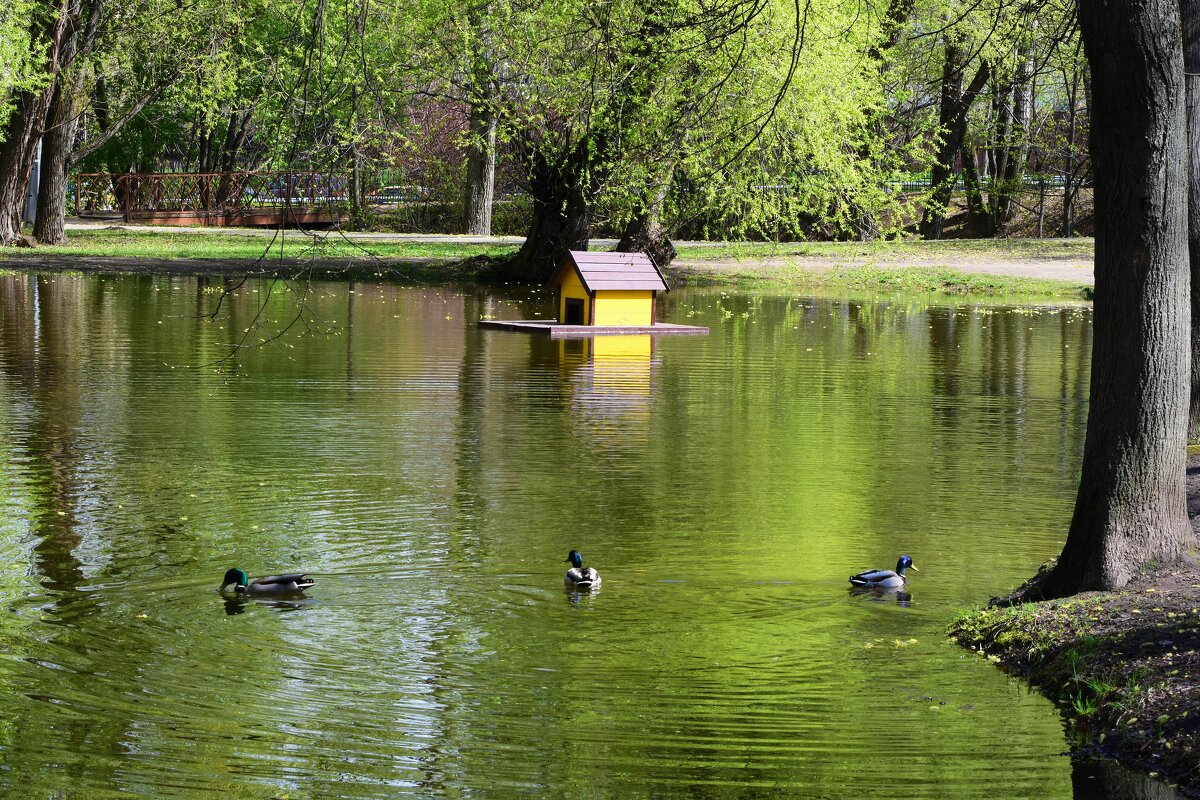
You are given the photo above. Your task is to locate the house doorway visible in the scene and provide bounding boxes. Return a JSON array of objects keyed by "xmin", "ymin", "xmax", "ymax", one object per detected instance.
[{"xmin": 565, "ymin": 298, "xmax": 584, "ymax": 325}]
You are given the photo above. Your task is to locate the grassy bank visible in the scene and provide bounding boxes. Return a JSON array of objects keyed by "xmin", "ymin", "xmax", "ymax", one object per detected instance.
[
  {"xmin": 668, "ymin": 262, "xmax": 1092, "ymax": 299},
  {"xmin": 3, "ymin": 228, "xmax": 1094, "ymax": 299},
  {"xmin": 674, "ymin": 236, "xmax": 1094, "ymax": 261},
  {"xmin": 32, "ymin": 229, "xmax": 517, "ymax": 262},
  {"xmin": 951, "ymin": 565, "xmax": 1200, "ymax": 796}
]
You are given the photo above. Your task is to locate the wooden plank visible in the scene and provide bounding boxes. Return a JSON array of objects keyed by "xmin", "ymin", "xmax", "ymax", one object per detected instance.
[{"xmin": 478, "ymin": 320, "xmax": 708, "ymax": 337}]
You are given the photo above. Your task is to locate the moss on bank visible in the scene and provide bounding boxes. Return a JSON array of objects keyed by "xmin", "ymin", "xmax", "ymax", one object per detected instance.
[{"xmin": 951, "ymin": 564, "xmax": 1200, "ymax": 796}]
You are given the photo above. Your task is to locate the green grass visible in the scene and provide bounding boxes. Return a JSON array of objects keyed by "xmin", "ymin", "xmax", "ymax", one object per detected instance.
[
  {"xmin": 27, "ymin": 229, "xmax": 518, "ymax": 262},
  {"xmin": 8, "ymin": 228, "xmax": 1094, "ymax": 299},
  {"xmin": 671, "ymin": 262, "xmax": 1092, "ymax": 300},
  {"xmin": 28, "ymin": 229, "xmax": 1093, "ymax": 266},
  {"xmin": 674, "ymin": 236, "xmax": 1094, "ymax": 262}
]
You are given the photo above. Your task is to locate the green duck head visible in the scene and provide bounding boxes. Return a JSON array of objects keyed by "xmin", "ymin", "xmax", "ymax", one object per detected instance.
[
  {"xmin": 221, "ymin": 568, "xmax": 249, "ymax": 590},
  {"xmin": 565, "ymin": 550, "xmax": 584, "ymax": 569}
]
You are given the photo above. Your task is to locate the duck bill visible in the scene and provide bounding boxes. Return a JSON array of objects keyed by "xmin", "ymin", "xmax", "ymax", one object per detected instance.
[{"xmin": 908, "ymin": 566, "xmax": 919, "ymax": 572}]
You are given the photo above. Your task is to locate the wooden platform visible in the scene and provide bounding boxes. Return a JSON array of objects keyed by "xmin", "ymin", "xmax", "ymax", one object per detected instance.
[{"xmin": 478, "ymin": 320, "xmax": 709, "ymax": 338}]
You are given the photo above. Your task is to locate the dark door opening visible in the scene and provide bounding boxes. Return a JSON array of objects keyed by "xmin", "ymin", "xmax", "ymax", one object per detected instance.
[{"xmin": 565, "ymin": 298, "xmax": 584, "ymax": 325}]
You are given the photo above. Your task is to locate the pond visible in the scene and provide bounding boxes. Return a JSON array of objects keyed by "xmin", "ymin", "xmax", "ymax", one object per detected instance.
[{"xmin": 0, "ymin": 273, "xmax": 1171, "ymax": 798}]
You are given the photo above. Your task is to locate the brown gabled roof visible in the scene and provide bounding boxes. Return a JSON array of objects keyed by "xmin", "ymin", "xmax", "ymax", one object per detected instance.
[{"xmin": 549, "ymin": 250, "xmax": 670, "ymax": 293}]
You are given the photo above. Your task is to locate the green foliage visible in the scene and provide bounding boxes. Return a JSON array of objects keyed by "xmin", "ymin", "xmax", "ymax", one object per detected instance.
[
  {"xmin": 14, "ymin": 0, "xmax": 1085, "ymax": 244},
  {"xmin": 0, "ymin": 0, "xmax": 50, "ymax": 137}
]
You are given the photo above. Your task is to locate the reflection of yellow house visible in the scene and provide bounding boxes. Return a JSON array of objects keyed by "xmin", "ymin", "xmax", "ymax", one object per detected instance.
[
  {"xmin": 557, "ymin": 335, "xmax": 654, "ymax": 394},
  {"xmin": 592, "ymin": 335, "xmax": 653, "ymax": 395},
  {"xmin": 555, "ymin": 334, "xmax": 656, "ymax": 435},
  {"xmin": 548, "ymin": 251, "xmax": 669, "ymax": 327}
]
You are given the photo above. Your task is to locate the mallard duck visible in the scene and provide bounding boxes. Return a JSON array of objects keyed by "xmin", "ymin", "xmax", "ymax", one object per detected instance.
[
  {"xmin": 221, "ymin": 568, "xmax": 314, "ymax": 596},
  {"xmin": 564, "ymin": 550, "xmax": 601, "ymax": 590},
  {"xmin": 849, "ymin": 555, "xmax": 917, "ymax": 590}
]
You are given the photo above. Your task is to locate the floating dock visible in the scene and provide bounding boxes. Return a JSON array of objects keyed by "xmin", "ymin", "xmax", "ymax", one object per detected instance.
[{"xmin": 478, "ymin": 320, "xmax": 709, "ymax": 338}]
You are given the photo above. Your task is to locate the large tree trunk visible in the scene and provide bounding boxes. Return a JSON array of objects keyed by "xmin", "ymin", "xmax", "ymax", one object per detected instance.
[
  {"xmin": 35, "ymin": 0, "xmax": 102, "ymax": 245},
  {"xmin": 32, "ymin": 93, "xmax": 77, "ymax": 245},
  {"xmin": 501, "ymin": 146, "xmax": 594, "ymax": 281},
  {"xmin": 960, "ymin": 137, "xmax": 992, "ymax": 234},
  {"xmin": 616, "ymin": 157, "xmax": 677, "ymax": 265},
  {"xmin": 34, "ymin": 0, "xmax": 92, "ymax": 245},
  {"xmin": 0, "ymin": 94, "xmax": 51, "ymax": 243},
  {"xmin": 1039, "ymin": 0, "xmax": 1192, "ymax": 597},
  {"xmin": 462, "ymin": 0, "xmax": 498, "ymax": 236},
  {"xmin": 1185, "ymin": 0, "xmax": 1200, "ymax": 439},
  {"xmin": 0, "ymin": 0, "xmax": 71, "ymax": 245},
  {"xmin": 463, "ymin": 102, "xmax": 497, "ymax": 236},
  {"xmin": 615, "ymin": 207, "xmax": 676, "ymax": 268},
  {"xmin": 920, "ymin": 42, "xmax": 989, "ymax": 239},
  {"xmin": 989, "ymin": 86, "xmax": 1012, "ymax": 228},
  {"xmin": 500, "ymin": 0, "xmax": 675, "ymax": 281}
]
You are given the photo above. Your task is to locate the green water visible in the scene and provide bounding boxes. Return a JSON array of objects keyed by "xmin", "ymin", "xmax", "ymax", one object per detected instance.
[{"xmin": 0, "ymin": 273, "xmax": 1168, "ymax": 798}]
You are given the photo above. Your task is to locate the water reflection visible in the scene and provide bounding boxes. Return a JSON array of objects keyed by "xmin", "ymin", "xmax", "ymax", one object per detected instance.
[
  {"xmin": 850, "ymin": 586, "xmax": 914, "ymax": 606},
  {"xmin": 222, "ymin": 595, "xmax": 313, "ymax": 616},
  {"xmin": 0, "ymin": 274, "xmax": 1165, "ymax": 798},
  {"xmin": 1072, "ymin": 756, "xmax": 1178, "ymax": 799}
]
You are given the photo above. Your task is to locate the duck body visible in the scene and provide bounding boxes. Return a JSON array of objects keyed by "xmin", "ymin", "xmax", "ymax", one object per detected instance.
[
  {"xmin": 849, "ymin": 555, "xmax": 916, "ymax": 590},
  {"xmin": 564, "ymin": 550, "xmax": 601, "ymax": 590},
  {"xmin": 221, "ymin": 568, "xmax": 314, "ymax": 596}
]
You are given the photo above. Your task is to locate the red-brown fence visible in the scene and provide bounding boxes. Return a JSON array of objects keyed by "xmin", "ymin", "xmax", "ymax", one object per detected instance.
[{"xmin": 76, "ymin": 171, "xmax": 349, "ymax": 227}]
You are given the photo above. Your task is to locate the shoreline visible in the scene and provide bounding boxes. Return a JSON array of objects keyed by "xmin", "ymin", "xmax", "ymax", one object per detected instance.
[
  {"xmin": 952, "ymin": 461, "xmax": 1200, "ymax": 796},
  {"xmin": 0, "ymin": 233, "xmax": 1095, "ymax": 300}
]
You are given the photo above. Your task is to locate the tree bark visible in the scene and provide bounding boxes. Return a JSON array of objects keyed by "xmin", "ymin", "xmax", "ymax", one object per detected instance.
[
  {"xmin": 997, "ymin": 32, "xmax": 1036, "ymax": 223},
  {"xmin": 501, "ymin": 145, "xmax": 594, "ymax": 281},
  {"xmin": 1039, "ymin": 0, "xmax": 1192, "ymax": 597},
  {"xmin": 0, "ymin": 1, "xmax": 71, "ymax": 245},
  {"xmin": 615, "ymin": 148, "xmax": 679, "ymax": 265},
  {"xmin": 1185, "ymin": 0, "xmax": 1200, "ymax": 439},
  {"xmin": 919, "ymin": 42, "xmax": 989, "ymax": 239},
  {"xmin": 32, "ymin": 89, "xmax": 77, "ymax": 245},
  {"xmin": 960, "ymin": 136, "xmax": 992, "ymax": 234},
  {"xmin": 1061, "ymin": 61, "xmax": 1083, "ymax": 237},
  {"xmin": 463, "ymin": 101, "xmax": 497, "ymax": 235},
  {"xmin": 616, "ymin": 164, "xmax": 677, "ymax": 266},
  {"xmin": 990, "ymin": 86, "xmax": 1012, "ymax": 227},
  {"xmin": 35, "ymin": 0, "xmax": 100, "ymax": 244},
  {"xmin": 0, "ymin": 93, "xmax": 51, "ymax": 243}
]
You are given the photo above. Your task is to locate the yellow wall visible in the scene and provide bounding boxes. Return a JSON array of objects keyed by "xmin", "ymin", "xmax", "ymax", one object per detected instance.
[
  {"xmin": 557, "ymin": 269, "xmax": 591, "ymax": 325},
  {"xmin": 593, "ymin": 290, "xmax": 653, "ymax": 326}
]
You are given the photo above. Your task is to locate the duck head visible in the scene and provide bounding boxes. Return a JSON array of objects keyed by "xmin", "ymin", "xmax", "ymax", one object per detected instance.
[
  {"xmin": 565, "ymin": 550, "xmax": 584, "ymax": 569},
  {"xmin": 221, "ymin": 567, "xmax": 249, "ymax": 591},
  {"xmin": 896, "ymin": 555, "xmax": 917, "ymax": 575}
]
